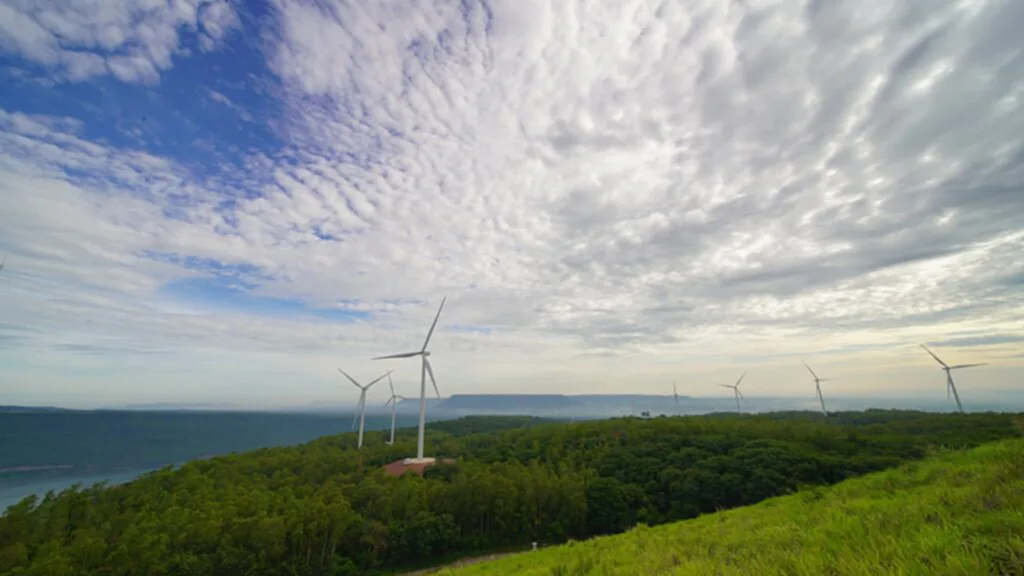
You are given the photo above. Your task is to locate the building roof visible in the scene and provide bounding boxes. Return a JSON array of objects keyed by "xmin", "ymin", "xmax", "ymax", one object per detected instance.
[{"xmin": 382, "ymin": 457, "xmax": 455, "ymax": 477}]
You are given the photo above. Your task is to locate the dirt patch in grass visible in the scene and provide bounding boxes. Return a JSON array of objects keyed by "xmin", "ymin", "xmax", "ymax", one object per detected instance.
[{"xmin": 402, "ymin": 552, "xmax": 521, "ymax": 575}]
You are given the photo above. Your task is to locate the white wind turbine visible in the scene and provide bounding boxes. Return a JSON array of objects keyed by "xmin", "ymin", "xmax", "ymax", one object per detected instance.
[
  {"xmin": 920, "ymin": 344, "xmax": 987, "ymax": 413},
  {"xmin": 338, "ymin": 368, "xmax": 391, "ymax": 449},
  {"xmin": 672, "ymin": 381, "xmax": 680, "ymax": 415},
  {"xmin": 803, "ymin": 362, "xmax": 829, "ymax": 416},
  {"xmin": 372, "ymin": 297, "xmax": 445, "ymax": 462},
  {"xmin": 382, "ymin": 372, "xmax": 408, "ymax": 445},
  {"xmin": 718, "ymin": 372, "xmax": 747, "ymax": 413}
]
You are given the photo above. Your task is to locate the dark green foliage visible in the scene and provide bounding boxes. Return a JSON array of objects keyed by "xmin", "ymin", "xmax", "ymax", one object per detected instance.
[{"xmin": 0, "ymin": 411, "xmax": 1019, "ymax": 575}]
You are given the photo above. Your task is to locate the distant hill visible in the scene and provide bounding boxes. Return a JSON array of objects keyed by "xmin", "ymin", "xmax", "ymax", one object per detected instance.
[
  {"xmin": 442, "ymin": 438, "xmax": 1024, "ymax": 575},
  {"xmin": 430, "ymin": 394, "xmax": 696, "ymax": 416},
  {"xmin": 112, "ymin": 403, "xmax": 240, "ymax": 411},
  {"xmin": 436, "ymin": 394, "xmax": 581, "ymax": 414},
  {"xmin": 0, "ymin": 405, "xmax": 74, "ymax": 413}
]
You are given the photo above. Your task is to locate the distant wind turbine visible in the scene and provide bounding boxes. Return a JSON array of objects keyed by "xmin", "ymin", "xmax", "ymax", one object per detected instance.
[
  {"xmin": 372, "ymin": 297, "xmax": 445, "ymax": 461},
  {"xmin": 382, "ymin": 372, "xmax": 408, "ymax": 445},
  {"xmin": 672, "ymin": 381, "xmax": 680, "ymax": 415},
  {"xmin": 802, "ymin": 362, "xmax": 829, "ymax": 416},
  {"xmin": 718, "ymin": 372, "xmax": 747, "ymax": 413},
  {"xmin": 920, "ymin": 344, "xmax": 986, "ymax": 413},
  {"xmin": 338, "ymin": 368, "xmax": 391, "ymax": 449}
]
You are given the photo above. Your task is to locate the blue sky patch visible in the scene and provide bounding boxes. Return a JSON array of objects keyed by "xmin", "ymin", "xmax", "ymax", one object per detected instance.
[
  {"xmin": 159, "ymin": 274, "xmax": 371, "ymax": 323},
  {"xmin": 445, "ymin": 324, "xmax": 494, "ymax": 335},
  {"xmin": 0, "ymin": 0, "xmax": 284, "ymax": 183}
]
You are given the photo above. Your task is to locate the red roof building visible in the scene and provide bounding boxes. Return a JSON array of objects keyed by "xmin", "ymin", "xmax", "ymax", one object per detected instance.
[{"xmin": 382, "ymin": 457, "xmax": 455, "ymax": 477}]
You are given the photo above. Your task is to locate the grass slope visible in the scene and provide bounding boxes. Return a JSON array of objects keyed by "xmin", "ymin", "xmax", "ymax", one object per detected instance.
[{"xmin": 439, "ymin": 439, "xmax": 1024, "ymax": 576}]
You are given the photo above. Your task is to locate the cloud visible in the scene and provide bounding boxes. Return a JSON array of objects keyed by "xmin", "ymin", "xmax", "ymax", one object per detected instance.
[
  {"xmin": 1, "ymin": 0, "xmax": 1023, "ymax": 407},
  {"xmin": 206, "ymin": 89, "xmax": 255, "ymax": 122},
  {"xmin": 0, "ymin": 0, "xmax": 240, "ymax": 83}
]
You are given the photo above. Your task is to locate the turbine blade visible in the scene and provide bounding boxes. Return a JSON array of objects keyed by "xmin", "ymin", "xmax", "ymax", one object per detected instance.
[
  {"xmin": 803, "ymin": 362, "xmax": 819, "ymax": 380},
  {"xmin": 736, "ymin": 389, "xmax": 744, "ymax": 399},
  {"xmin": 920, "ymin": 344, "xmax": 948, "ymax": 368},
  {"xmin": 337, "ymin": 368, "xmax": 360, "ymax": 387},
  {"xmin": 372, "ymin": 351, "xmax": 421, "ymax": 360},
  {"xmin": 366, "ymin": 370, "xmax": 392, "ymax": 389},
  {"xmin": 718, "ymin": 384, "xmax": 733, "ymax": 389},
  {"xmin": 421, "ymin": 297, "xmax": 447, "ymax": 352},
  {"xmin": 424, "ymin": 357, "xmax": 441, "ymax": 399},
  {"xmin": 383, "ymin": 396, "xmax": 394, "ymax": 408},
  {"xmin": 735, "ymin": 371, "xmax": 747, "ymax": 387},
  {"xmin": 950, "ymin": 363, "xmax": 987, "ymax": 370},
  {"xmin": 387, "ymin": 373, "xmax": 395, "ymax": 396}
]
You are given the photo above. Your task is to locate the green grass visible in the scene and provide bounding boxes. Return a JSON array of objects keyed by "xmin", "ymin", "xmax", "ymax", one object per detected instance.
[{"xmin": 439, "ymin": 439, "xmax": 1024, "ymax": 576}]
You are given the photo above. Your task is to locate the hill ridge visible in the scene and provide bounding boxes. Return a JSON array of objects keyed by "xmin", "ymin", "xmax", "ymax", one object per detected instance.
[{"xmin": 438, "ymin": 438, "xmax": 1024, "ymax": 575}]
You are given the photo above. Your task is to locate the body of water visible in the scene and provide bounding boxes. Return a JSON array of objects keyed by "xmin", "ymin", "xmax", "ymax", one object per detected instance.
[
  {"xmin": 0, "ymin": 410, "xmax": 431, "ymax": 511},
  {"xmin": 0, "ymin": 468, "xmax": 160, "ymax": 510}
]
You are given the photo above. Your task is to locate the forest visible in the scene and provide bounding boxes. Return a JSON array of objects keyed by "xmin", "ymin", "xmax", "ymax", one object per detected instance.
[{"xmin": 1, "ymin": 410, "xmax": 1021, "ymax": 575}]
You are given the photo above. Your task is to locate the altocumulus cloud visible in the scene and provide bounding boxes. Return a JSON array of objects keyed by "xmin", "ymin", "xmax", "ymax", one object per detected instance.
[{"xmin": 0, "ymin": 0, "xmax": 1022, "ymax": 406}]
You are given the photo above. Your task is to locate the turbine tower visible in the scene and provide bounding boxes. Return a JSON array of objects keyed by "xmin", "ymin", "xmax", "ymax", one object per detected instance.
[
  {"xmin": 382, "ymin": 372, "xmax": 408, "ymax": 445},
  {"xmin": 920, "ymin": 344, "xmax": 987, "ymax": 413},
  {"xmin": 803, "ymin": 362, "xmax": 829, "ymax": 416},
  {"xmin": 338, "ymin": 368, "xmax": 391, "ymax": 449},
  {"xmin": 672, "ymin": 381, "xmax": 680, "ymax": 415},
  {"xmin": 718, "ymin": 371, "xmax": 747, "ymax": 413},
  {"xmin": 372, "ymin": 297, "xmax": 445, "ymax": 461}
]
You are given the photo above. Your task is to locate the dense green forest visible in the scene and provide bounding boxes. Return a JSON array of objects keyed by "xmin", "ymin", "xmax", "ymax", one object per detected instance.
[{"xmin": 1, "ymin": 411, "xmax": 1021, "ymax": 575}]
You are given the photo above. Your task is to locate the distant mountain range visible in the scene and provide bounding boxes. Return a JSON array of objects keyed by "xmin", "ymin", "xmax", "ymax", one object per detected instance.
[
  {"xmin": 0, "ymin": 405, "xmax": 75, "ymax": 413},
  {"xmin": 430, "ymin": 394, "xmax": 689, "ymax": 416},
  {"xmin": 112, "ymin": 403, "xmax": 240, "ymax": 411},
  {"xmin": 8, "ymin": 391, "xmax": 1024, "ymax": 417}
]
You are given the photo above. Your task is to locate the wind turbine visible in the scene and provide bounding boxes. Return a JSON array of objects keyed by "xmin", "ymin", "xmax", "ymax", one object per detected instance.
[
  {"xmin": 338, "ymin": 368, "xmax": 391, "ymax": 449},
  {"xmin": 372, "ymin": 297, "xmax": 445, "ymax": 461},
  {"xmin": 718, "ymin": 372, "xmax": 747, "ymax": 413},
  {"xmin": 672, "ymin": 381, "xmax": 680, "ymax": 415},
  {"xmin": 382, "ymin": 372, "xmax": 408, "ymax": 445},
  {"xmin": 920, "ymin": 344, "xmax": 986, "ymax": 413},
  {"xmin": 803, "ymin": 362, "xmax": 829, "ymax": 416}
]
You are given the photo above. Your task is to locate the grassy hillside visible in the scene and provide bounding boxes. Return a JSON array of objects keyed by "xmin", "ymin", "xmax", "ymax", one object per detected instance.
[{"xmin": 439, "ymin": 439, "xmax": 1024, "ymax": 576}]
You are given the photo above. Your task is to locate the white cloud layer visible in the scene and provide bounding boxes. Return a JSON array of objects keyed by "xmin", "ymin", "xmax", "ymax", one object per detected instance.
[
  {"xmin": 0, "ymin": 0, "xmax": 239, "ymax": 83},
  {"xmin": 1, "ymin": 0, "xmax": 1023, "ymax": 407}
]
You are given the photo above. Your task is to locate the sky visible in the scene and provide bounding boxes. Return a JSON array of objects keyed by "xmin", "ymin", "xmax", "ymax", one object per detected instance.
[{"xmin": 0, "ymin": 0, "xmax": 1022, "ymax": 410}]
